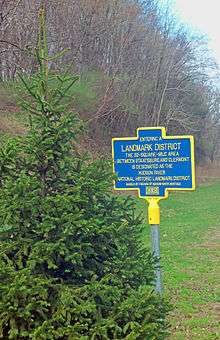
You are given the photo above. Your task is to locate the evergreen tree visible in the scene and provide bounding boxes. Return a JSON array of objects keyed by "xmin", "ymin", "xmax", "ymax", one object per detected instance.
[{"xmin": 0, "ymin": 8, "xmax": 170, "ymax": 340}]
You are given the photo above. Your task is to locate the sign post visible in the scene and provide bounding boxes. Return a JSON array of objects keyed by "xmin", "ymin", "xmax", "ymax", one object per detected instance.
[
  {"xmin": 151, "ymin": 223, "xmax": 162, "ymax": 294},
  {"xmin": 112, "ymin": 127, "xmax": 195, "ymax": 294}
]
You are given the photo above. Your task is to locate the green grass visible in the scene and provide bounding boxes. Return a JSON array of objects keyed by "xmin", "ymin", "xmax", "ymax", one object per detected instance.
[{"xmin": 136, "ymin": 182, "xmax": 220, "ymax": 340}]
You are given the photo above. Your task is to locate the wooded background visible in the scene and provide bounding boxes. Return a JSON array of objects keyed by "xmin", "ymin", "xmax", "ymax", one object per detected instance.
[{"xmin": 1, "ymin": 0, "xmax": 220, "ymax": 162}]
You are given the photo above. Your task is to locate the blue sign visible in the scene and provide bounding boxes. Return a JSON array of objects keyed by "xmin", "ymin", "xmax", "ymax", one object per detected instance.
[{"xmin": 112, "ymin": 127, "xmax": 195, "ymax": 198}]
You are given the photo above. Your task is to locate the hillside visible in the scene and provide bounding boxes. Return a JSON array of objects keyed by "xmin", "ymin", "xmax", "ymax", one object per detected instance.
[
  {"xmin": 0, "ymin": 0, "xmax": 220, "ymax": 162},
  {"xmin": 1, "ymin": 81, "xmax": 220, "ymax": 184}
]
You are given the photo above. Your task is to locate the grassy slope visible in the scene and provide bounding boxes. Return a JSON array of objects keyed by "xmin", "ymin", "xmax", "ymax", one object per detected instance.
[
  {"xmin": 137, "ymin": 183, "xmax": 220, "ymax": 340},
  {"xmin": 0, "ymin": 84, "xmax": 27, "ymax": 144},
  {"xmin": 0, "ymin": 73, "xmax": 99, "ymax": 144}
]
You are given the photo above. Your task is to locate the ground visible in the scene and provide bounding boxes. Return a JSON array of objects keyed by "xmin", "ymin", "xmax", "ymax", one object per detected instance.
[{"xmin": 137, "ymin": 182, "xmax": 220, "ymax": 340}]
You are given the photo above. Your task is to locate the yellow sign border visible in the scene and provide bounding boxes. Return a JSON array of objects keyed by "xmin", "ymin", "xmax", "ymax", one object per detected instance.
[{"xmin": 112, "ymin": 126, "xmax": 195, "ymax": 201}]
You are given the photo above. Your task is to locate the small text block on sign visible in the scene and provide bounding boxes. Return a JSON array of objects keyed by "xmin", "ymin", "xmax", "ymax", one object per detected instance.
[{"xmin": 112, "ymin": 127, "xmax": 195, "ymax": 198}]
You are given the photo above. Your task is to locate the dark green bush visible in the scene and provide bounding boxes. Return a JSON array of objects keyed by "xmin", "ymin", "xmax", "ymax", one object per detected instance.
[{"xmin": 0, "ymin": 9, "xmax": 170, "ymax": 340}]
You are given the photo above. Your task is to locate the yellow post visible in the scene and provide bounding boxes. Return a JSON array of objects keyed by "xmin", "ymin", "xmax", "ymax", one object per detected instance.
[{"xmin": 147, "ymin": 198, "xmax": 160, "ymax": 225}]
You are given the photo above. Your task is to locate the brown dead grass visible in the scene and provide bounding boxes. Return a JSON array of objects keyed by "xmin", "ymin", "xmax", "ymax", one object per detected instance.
[
  {"xmin": 0, "ymin": 113, "xmax": 26, "ymax": 136},
  {"xmin": 0, "ymin": 87, "xmax": 26, "ymax": 136},
  {"xmin": 196, "ymin": 163, "xmax": 220, "ymax": 184}
]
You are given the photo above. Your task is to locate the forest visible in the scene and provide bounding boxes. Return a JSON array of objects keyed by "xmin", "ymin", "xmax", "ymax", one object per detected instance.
[{"xmin": 0, "ymin": 0, "xmax": 220, "ymax": 162}]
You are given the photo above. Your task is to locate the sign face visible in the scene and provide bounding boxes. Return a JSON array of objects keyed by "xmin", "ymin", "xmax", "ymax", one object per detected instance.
[{"xmin": 112, "ymin": 127, "xmax": 195, "ymax": 198}]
